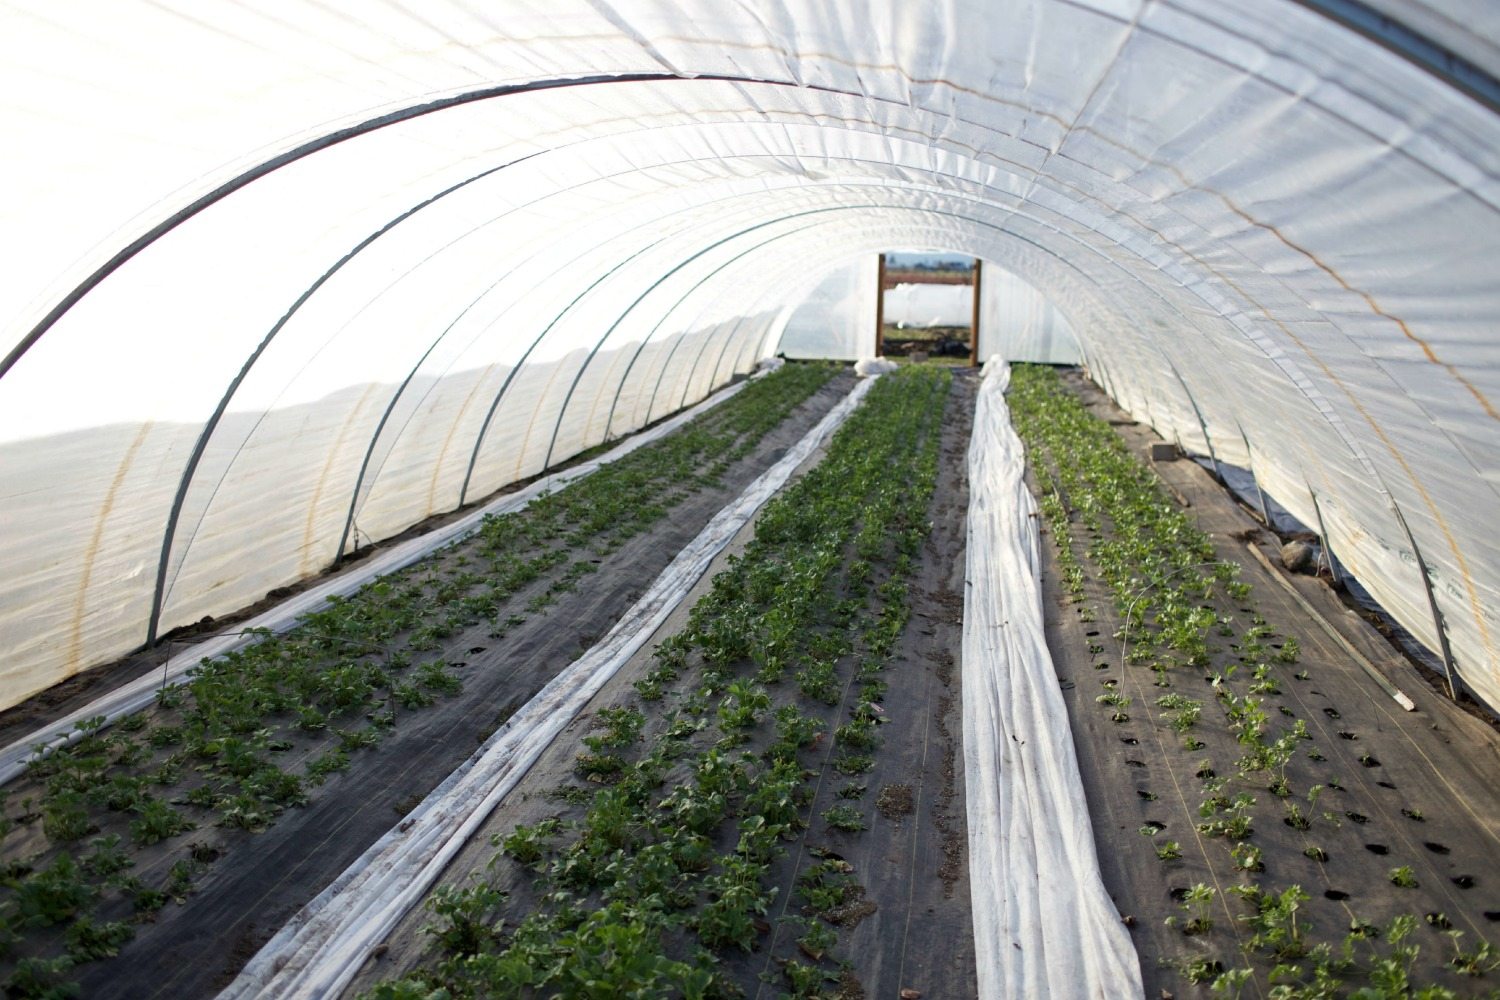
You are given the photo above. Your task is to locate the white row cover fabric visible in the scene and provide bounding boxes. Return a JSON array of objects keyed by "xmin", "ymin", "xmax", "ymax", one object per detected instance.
[
  {"xmin": 884, "ymin": 282, "xmax": 973, "ymax": 329},
  {"xmin": 964, "ymin": 360, "xmax": 1142, "ymax": 997},
  {"xmin": 1, "ymin": 0, "xmax": 1498, "ymax": 710},
  {"xmin": 220, "ymin": 376, "xmax": 874, "ymax": 1000}
]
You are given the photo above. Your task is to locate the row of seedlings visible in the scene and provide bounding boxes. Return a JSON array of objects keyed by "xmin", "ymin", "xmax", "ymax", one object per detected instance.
[
  {"xmin": 1007, "ymin": 365, "xmax": 1497, "ymax": 999},
  {"xmin": 364, "ymin": 366, "xmax": 951, "ymax": 998},
  {"xmin": 0, "ymin": 363, "xmax": 840, "ymax": 997}
]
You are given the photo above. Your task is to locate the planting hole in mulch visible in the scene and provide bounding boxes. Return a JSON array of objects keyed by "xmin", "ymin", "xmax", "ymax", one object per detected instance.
[{"xmin": 1019, "ymin": 366, "xmax": 1500, "ymax": 999}]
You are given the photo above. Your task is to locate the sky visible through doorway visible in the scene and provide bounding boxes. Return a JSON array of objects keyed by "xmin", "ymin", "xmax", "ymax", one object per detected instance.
[{"xmin": 885, "ymin": 251, "xmax": 974, "ymax": 268}]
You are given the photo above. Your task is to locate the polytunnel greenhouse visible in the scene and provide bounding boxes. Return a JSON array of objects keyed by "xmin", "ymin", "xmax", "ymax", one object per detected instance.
[{"xmin": 1, "ymin": 1, "xmax": 1498, "ymax": 997}]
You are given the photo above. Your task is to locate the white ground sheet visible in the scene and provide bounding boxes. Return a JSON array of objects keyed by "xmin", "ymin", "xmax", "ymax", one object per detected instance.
[
  {"xmin": 0, "ymin": 377, "xmax": 758, "ymax": 787},
  {"xmin": 963, "ymin": 360, "xmax": 1143, "ymax": 998},
  {"xmin": 219, "ymin": 376, "xmax": 874, "ymax": 999}
]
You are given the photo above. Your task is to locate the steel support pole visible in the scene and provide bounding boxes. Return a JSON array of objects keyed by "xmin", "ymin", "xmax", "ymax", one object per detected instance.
[
  {"xmin": 874, "ymin": 253, "xmax": 886, "ymax": 357},
  {"xmin": 969, "ymin": 258, "xmax": 982, "ymax": 367},
  {"xmin": 1388, "ymin": 499, "xmax": 1461, "ymax": 700},
  {"xmin": 1237, "ymin": 423, "xmax": 1271, "ymax": 525},
  {"xmin": 1166, "ymin": 361, "xmax": 1222, "ymax": 484},
  {"xmin": 1308, "ymin": 490, "xmax": 1343, "ymax": 588}
]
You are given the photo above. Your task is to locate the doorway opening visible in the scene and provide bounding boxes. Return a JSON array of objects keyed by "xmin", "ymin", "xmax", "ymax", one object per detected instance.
[{"xmin": 874, "ymin": 251, "xmax": 979, "ymax": 365}]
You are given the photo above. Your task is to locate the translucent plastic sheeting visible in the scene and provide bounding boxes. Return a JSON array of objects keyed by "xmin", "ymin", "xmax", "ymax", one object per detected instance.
[
  {"xmin": 978, "ymin": 267, "xmax": 1081, "ymax": 365},
  {"xmin": 778, "ymin": 255, "xmax": 879, "ymax": 360},
  {"xmin": 220, "ymin": 376, "xmax": 874, "ymax": 1000},
  {"xmin": 964, "ymin": 360, "xmax": 1142, "ymax": 998},
  {"xmin": 1, "ymin": 0, "xmax": 1498, "ymax": 713},
  {"xmin": 0, "ymin": 375, "xmax": 758, "ymax": 788}
]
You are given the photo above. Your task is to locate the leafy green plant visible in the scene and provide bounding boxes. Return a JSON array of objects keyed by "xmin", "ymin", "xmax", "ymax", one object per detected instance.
[
  {"xmin": 1448, "ymin": 934, "xmax": 1500, "ymax": 977},
  {"xmin": 64, "ymin": 916, "xmax": 133, "ymax": 961},
  {"xmin": 345, "ymin": 367, "xmax": 949, "ymax": 995},
  {"xmin": 1170, "ymin": 882, "xmax": 1216, "ymax": 936},
  {"xmin": 11, "ymin": 855, "xmax": 95, "ymax": 928},
  {"xmin": 822, "ymin": 804, "xmax": 866, "ymax": 832},
  {"xmin": 697, "ymin": 860, "xmax": 774, "ymax": 951},
  {"xmin": 1236, "ymin": 884, "xmax": 1310, "ymax": 960},
  {"xmin": 5, "ymin": 955, "xmax": 79, "ymax": 999},
  {"xmin": 497, "ymin": 817, "xmax": 561, "ymax": 868},
  {"xmin": 422, "ymin": 881, "xmax": 505, "ymax": 955},
  {"xmin": 1231, "ymin": 842, "xmax": 1263, "ymax": 873}
]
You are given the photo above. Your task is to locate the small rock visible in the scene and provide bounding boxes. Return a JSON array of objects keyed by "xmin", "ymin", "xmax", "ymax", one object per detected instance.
[
  {"xmin": 1281, "ymin": 539, "xmax": 1317, "ymax": 574},
  {"xmin": 901, "ymin": 990, "xmax": 922, "ymax": 1000}
]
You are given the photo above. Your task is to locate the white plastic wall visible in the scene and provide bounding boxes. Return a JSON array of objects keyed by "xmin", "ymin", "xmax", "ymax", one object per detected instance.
[
  {"xmin": 978, "ymin": 266, "xmax": 1081, "ymax": 365},
  {"xmin": 0, "ymin": 0, "xmax": 1496, "ymax": 712},
  {"xmin": 777, "ymin": 255, "xmax": 878, "ymax": 360}
]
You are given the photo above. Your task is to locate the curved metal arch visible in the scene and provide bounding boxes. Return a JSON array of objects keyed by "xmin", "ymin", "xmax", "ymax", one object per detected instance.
[
  {"xmin": 634, "ymin": 290, "xmax": 762, "ymax": 434},
  {"xmin": 150, "ymin": 132, "xmax": 883, "ymax": 632},
  {"xmin": 164, "ymin": 142, "xmax": 1464, "ymax": 650},
  {"xmin": 334, "ymin": 169, "xmax": 850, "ymax": 554},
  {"xmin": 108, "ymin": 86, "xmax": 1500, "ymax": 620},
  {"xmin": 454, "ymin": 228, "xmax": 683, "ymax": 508},
  {"xmin": 0, "ymin": 71, "xmax": 881, "ymax": 383},
  {"xmin": 1287, "ymin": 0, "xmax": 1500, "ymax": 113},
  {"xmin": 579, "ymin": 199, "xmax": 1122, "ymax": 449},
  {"xmin": 669, "ymin": 310, "xmax": 764, "ymax": 420},
  {"xmin": 536, "ymin": 208, "xmax": 866, "ymax": 471},
  {"xmin": 327, "ymin": 131, "xmax": 1119, "ymax": 545},
  {"xmin": 663, "ymin": 264, "xmax": 828, "ymax": 420},
  {"xmin": 161, "ymin": 125, "xmax": 1007, "ymax": 615},
  {"xmin": 650, "ymin": 213, "xmax": 1158, "ymax": 431},
  {"xmin": 668, "ymin": 269, "xmax": 833, "ymax": 420},
  {"xmin": 159, "ymin": 162, "xmax": 1095, "ymax": 628},
  {"xmin": 534, "ymin": 202, "xmax": 1034, "ymax": 470},
  {"xmin": 8, "ymin": 5, "xmax": 1489, "ymax": 391},
  {"xmin": 568, "ymin": 206, "xmax": 1115, "ymax": 462},
  {"xmin": 674, "ymin": 255, "xmax": 869, "ymax": 413},
  {"xmin": 144, "ymin": 150, "xmax": 553, "ymax": 642}
]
